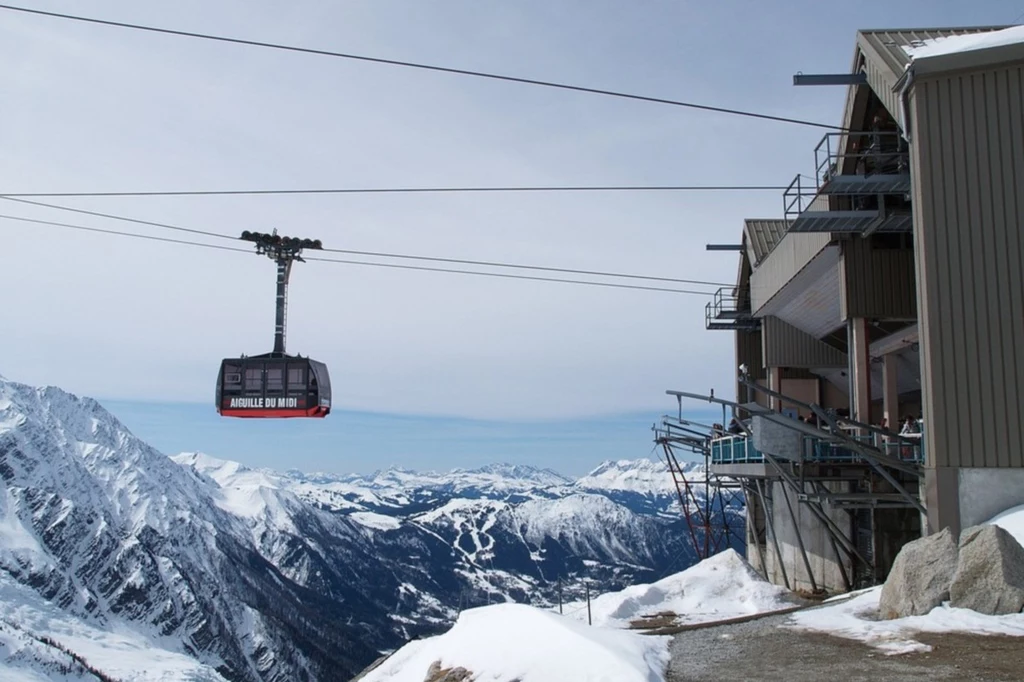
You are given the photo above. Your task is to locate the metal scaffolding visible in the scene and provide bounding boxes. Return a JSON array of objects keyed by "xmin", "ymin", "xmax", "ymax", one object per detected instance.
[{"xmin": 661, "ymin": 373, "xmax": 924, "ymax": 593}]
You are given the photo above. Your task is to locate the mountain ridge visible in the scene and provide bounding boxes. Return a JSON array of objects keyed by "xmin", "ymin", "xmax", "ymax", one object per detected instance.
[{"xmin": 0, "ymin": 376, "xmax": 734, "ymax": 680}]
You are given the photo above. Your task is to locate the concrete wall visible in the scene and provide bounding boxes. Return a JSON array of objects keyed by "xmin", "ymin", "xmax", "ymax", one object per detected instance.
[
  {"xmin": 957, "ymin": 468, "xmax": 1024, "ymax": 530},
  {"xmin": 751, "ymin": 416, "xmax": 803, "ymax": 460},
  {"xmin": 758, "ymin": 480, "xmax": 853, "ymax": 594}
]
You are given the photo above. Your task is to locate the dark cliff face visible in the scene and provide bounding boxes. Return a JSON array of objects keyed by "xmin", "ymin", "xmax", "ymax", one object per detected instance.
[{"xmin": 0, "ymin": 378, "xmax": 742, "ymax": 680}]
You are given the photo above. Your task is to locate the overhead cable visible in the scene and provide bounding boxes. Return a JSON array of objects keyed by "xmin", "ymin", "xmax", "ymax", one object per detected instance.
[
  {"xmin": 0, "ymin": 185, "xmax": 789, "ymax": 198},
  {"xmin": 0, "ymin": 213, "xmax": 247, "ymax": 253},
  {"xmin": 0, "ymin": 4, "xmax": 842, "ymax": 130},
  {"xmin": 319, "ymin": 246, "xmax": 731, "ymax": 287},
  {"xmin": 0, "ymin": 214, "xmax": 716, "ymax": 295},
  {"xmin": 4, "ymin": 196, "xmax": 730, "ymax": 287},
  {"xmin": 0, "ymin": 196, "xmax": 233, "ymax": 241}
]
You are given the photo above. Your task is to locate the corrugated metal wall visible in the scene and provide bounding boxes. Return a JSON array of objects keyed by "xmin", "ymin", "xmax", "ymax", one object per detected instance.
[
  {"xmin": 761, "ymin": 316, "xmax": 848, "ymax": 369},
  {"xmin": 840, "ymin": 237, "xmax": 917, "ymax": 320},
  {"xmin": 910, "ymin": 62, "xmax": 1024, "ymax": 470},
  {"xmin": 735, "ymin": 329, "xmax": 764, "ymax": 404},
  {"xmin": 750, "ymin": 232, "xmax": 833, "ymax": 311}
]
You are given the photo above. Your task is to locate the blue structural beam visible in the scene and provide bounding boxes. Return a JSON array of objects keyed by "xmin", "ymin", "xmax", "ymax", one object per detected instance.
[{"xmin": 793, "ymin": 73, "xmax": 868, "ymax": 86}]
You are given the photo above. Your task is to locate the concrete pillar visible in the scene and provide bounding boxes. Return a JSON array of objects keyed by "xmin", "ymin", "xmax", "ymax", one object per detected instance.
[
  {"xmin": 849, "ymin": 318, "xmax": 871, "ymax": 423},
  {"xmin": 882, "ymin": 353, "xmax": 899, "ymax": 429},
  {"xmin": 768, "ymin": 366, "xmax": 782, "ymax": 412},
  {"xmin": 924, "ymin": 467, "xmax": 960, "ymax": 537}
]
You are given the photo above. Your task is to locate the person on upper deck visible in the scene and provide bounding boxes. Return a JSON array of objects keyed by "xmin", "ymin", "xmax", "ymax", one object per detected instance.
[{"xmin": 900, "ymin": 415, "xmax": 921, "ymax": 435}]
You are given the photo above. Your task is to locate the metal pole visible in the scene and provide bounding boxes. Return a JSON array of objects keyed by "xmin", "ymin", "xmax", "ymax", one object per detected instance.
[
  {"xmin": 585, "ymin": 582, "xmax": 592, "ymax": 625},
  {"xmin": 273, "ymin": 257, "xmax": 292, "ymax": 355}
]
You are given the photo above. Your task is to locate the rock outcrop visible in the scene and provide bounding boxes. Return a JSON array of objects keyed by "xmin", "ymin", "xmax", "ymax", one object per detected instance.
[
  {"xmin": 949, "ymin": 525, "xmax": 1024, "ymax": 615},
  {"xmin": 879, "ymin": 527, "xmax": 958, "ymax": 619}
]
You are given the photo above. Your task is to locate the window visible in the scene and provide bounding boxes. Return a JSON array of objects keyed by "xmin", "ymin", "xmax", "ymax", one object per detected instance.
[
  {"xmin": 266, "ymin": 367, "xmax": 284, "ymax": 392},
  {"xmin": 224, "ymin": 372, "xmax": 242, "ymax": 386},
  {"xmin": 287, "ymin": 366, "xmax": 305, "ymax": 392},
  {"xmin": 245, "ymin": 368, "xmax": 263, "ymax": 391}
]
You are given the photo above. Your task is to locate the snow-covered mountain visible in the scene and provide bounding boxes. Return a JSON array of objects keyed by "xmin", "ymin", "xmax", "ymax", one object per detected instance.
[{"xmin": 0, "ymin": 376, "xmax": 738, "ymax": 680}]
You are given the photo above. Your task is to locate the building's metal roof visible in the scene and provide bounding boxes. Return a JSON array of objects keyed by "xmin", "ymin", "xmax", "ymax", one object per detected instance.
[
  {"xmin": 857, "ymin": 27, "xmax": 1009, "ymax": 81},
  {"xmin": 743, "ymin": 219, "xmax": 791, "ymax": 266}
]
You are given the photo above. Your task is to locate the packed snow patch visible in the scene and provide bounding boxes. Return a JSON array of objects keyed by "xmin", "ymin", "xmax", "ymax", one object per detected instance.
[
  {"xmin": 562, "ymin": 549, "xmax": 798, "ymax": 628},
  {"xmin": 788, "ymin": 504, "xmax": 1024, "ymax": 654},
  {"xmin": 788, "ymin": 586, "xmax": 1024, "ymax": 655},
  {"xmin": 361, "ymin": 603, "xmax": 670, "ymax": 682},
  {"xmin": 905, "ymin": 25, "xmax": 1024, "ymax": 62},
  {"xmin": 350, "ymin": 511, "xmax": 402, "ymax": 531},
  {"xmin": 987, "ymin": 503, "xmax": 1024, "ymax": 548}
]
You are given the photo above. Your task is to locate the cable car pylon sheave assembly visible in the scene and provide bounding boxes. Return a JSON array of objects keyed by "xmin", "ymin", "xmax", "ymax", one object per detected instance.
[{"xmin": 216, "ymin": 230, "xmax": 332, "ymax": 418}]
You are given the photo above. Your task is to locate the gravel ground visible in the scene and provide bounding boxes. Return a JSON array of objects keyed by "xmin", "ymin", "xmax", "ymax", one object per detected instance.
[{"xmin": 665, "ymin": 611, "xmax": 1024, "ymax": 681}]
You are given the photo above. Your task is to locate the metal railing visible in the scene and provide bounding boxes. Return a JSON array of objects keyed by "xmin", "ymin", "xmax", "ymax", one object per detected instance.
[
  {"xmin": 710, "ymin": 433, "xmax": 924, "ymax": 466},
  {"xmin": 710, "ymin": 435, "xmax": 763, "ymax": 464},
  {"xmin": 815, "ymin": 131, "xmax": 908, "ymax": 189},
  {"xmin": 782, "ymin": 174, "xmax": 818, "ymax": 221},
  {"xmin": 783, "ymin": 131, "xmax": 911, "ymax": 222},
  {"xmin": 704, "ymin": 286, "xmax": 757, "ymax": 330}
]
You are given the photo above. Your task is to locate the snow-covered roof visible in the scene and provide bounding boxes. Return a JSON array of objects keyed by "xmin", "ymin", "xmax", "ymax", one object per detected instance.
[
  {"xmin": 856, "ymin": 26, "xmax": 1024, "ymax": 87},
  {"xmin": 904, "ymin": 24, "xmax": 1024, "ymax": 62}
]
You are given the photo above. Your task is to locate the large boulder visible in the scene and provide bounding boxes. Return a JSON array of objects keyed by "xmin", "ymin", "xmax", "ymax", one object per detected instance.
[
  {"xmin": 949, "ymin": 525, "xmax": 1024, "ymax": 615},
  {"xmin": 879, "ymin": 527, "xmax": 958, "ymax": 619}
]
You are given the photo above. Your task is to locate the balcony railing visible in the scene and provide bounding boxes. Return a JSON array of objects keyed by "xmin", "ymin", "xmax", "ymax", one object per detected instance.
[
  {"xmin": 710, "ymin": 435, "xmax": 763, "ymax": 464},
  {"xmin": 709, "ymin": 433, "xmax": 924, "ymax": 466},
  {"xmin": 781, "ymin": 131, "xmax": 913, "ymax": 236},
  {"xmin": 814, "ymin": 131, "xmax": 910, "ymax": 195},
  {"xmin": 705, "ymin": 286, "xmax": 759, "ymax": 331}
]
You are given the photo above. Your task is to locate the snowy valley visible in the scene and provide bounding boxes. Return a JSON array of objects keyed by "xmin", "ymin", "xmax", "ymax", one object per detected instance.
[{"xmin": 0, "ymin": 376, "xmax": 736, "ymax": 681}]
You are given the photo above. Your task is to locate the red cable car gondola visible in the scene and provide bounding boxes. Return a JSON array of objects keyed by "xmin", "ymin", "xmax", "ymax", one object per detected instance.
[{"xmin": 216, "ymin": 230, "xmax": 331, "ymax": 419}]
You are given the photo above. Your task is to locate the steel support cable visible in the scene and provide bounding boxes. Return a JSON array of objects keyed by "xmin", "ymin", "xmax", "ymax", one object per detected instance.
[
  {"xmin": 0, "ymin": 4, "xmax": 843, "ymax": 130},
  {"xmin": 0, "ymin": 214, "xmax": 714, "ymax": 295},
  {"xmin": 305, "ymin": 255, "xmax": 715, "ymax": 294},
  {"xmin": 317, "ymin": 246, "xmax": 732, "ymax": 287},
  {"xmin": 1, "ymin": 196, "xmax": 730, "ymax": 288},
  {"xmin": 0, "ymin": 185, "xmax": 790, "ymax": 198}
]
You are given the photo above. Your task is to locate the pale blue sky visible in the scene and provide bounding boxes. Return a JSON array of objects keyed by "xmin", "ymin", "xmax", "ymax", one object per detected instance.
[
  {"xmin": 102, "ymin": 400, "xmax": 723, "ymax": 477},
  {"xmin": 2, "ymin": 1, "xmax": 1019, "ymax": 473}
]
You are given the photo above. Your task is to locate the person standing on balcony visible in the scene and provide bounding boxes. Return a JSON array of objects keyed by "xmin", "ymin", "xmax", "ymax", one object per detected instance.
[{"xmin": 900, "ymin": 415, "xmax": 921, "ymax": 435}]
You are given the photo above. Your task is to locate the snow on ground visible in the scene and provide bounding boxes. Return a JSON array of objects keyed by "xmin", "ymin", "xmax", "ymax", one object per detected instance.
[
  {"xmin": 987, "ymin": 503, "xmax": 1024, "ymax": 547},
  {"xmin": 788, "ymin": 586, "xmax": 1024, "ymax": 655},
  {"xmin": 349, "ymin": 511, "xmax": 402, "ymax": 531},
  {"xmin": 561, "ymin": 549, "xmax": 799, "ymax": 628},
  {"xmin": 0, "ymin": 571, "xmax": 226, "ymax": 682},
  {"xmin": 905, "ymin": 25, "xmax": 1024, "ymax": 62},
  {"xmin": 361, "ymin": 603, "xmax": 670, "ymax": 682},
  {"xmin": 788, "ymin": 504, "xmax": 1024, "ymax": 654}
]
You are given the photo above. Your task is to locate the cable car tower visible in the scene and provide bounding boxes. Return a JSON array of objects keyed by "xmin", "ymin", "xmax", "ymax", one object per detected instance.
[{"xmin": 215, "ymin": 230, "xmax": 332, "ymax": 418}]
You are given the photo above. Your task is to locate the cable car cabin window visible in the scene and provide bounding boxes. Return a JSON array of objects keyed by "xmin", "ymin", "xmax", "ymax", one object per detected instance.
[
  {"xmin": 287, "ymin": 366, "xmax": 305, "ymax": 393},
  {"xmin": 245, "ymin": 368, "xmax": 263, "ymax": 392},
  {"xmin": 224, "ymin": 371, "xmax": 242, "ymax": 388},
  {"xmin": 266, "ymin": 366, "xmax": 284, "ymax": 393}
]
